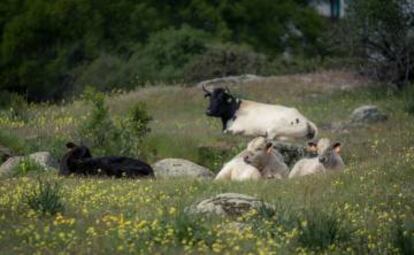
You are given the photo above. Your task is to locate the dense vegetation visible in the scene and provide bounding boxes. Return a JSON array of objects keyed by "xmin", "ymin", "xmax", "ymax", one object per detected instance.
[{"xmin": 0, "ymin": 0, "xmax": 328, "ymax": 101}]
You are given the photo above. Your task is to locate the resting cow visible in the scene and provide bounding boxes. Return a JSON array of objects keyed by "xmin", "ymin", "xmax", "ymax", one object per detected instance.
[
  {"xmin": 215, "ymin": 137, "xmax": 288, "ymax": 181},
  {"xmin": 243, "ymin": 137, "xmax": 289, "ymax": 179},
  {"xmin": 59, "ymin": 142, "xmax": 154, "ymax": 178},
  {"xmin": 203, "ymin": 86, "xmax": 318, "ymax": 140},
  {"xmin": 214, "ymin": 155, "xmax": 262, "ymax": 181},
  {"xmin": 288, "ymin": 138, "xmax": 344, "ymax": 178}
]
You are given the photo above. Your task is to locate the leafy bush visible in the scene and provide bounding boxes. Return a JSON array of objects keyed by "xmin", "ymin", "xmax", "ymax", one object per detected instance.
[
  {"xmin": 24, "ymin": 179, "xmax": 65, "ymax": 215},
  {"xmin": 80, "ymin": 87, "xmax": 117, "ymax": 154},
  {"xmin": 80, "ymin": 87, "xmax": 152, "ymax": 158},
  {"xmin": 184, "ymin": 43, "xmax": 267, "ymax": 82},
  {"xmin": 118, "ymin": 102, "xmax": 153, "ymax": 158}
]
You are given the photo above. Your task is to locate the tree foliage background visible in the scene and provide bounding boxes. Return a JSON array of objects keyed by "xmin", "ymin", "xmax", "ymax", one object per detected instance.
[
  {"xmin": 344, "ymin": 0, "xmax": 414, "ymax": 89},
  {"xmin": 0, "ymin": 0, "xmax": 326, "ymax": 101},
  {"xmin": 2, "ymin": 0, "xmax": 413, "ymax": 101}
]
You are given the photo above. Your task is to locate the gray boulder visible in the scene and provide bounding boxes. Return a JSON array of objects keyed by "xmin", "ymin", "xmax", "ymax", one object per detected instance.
[
  {"xmin": 186, "ymin": 193, "xmax": 274, "ymax": 217},
  {"xmin": 0, "ymin": 151, "xmax": 58, "ymax": 177},
  {"xmin": 351, "ymin": 105, "xmax": 388, "ymax": 124},
  {"xmin": 197, "ymin": 74, "xmax": 263, "ymax": 88},
  {"xmin": 153, "ymin": 158, "xmax": 214, "ymax": 179}
]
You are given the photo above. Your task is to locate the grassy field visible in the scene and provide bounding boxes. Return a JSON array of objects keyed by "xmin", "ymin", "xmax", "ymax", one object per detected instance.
[{"xmin": 0, "ymin": 71, "xmax": 413, "ymax": 254}]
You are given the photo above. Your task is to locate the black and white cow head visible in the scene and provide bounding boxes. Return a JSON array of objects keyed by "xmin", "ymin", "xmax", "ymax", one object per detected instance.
[{"xmin": 203, "ymin": 85, "xmax": 240, "ymax": 125}]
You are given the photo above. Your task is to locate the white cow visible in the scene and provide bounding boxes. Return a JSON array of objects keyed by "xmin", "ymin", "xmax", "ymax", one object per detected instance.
[
  {"xmin": 203, "ymin": 86, "xmax": 318, "ymax": 141},
  {"xmin": 289, "ymin": 138, "xmax": 344, "ymax": 178},
  {"xmin": 215, "ymin": 137, "xmax": 288, "ymax": 181}
]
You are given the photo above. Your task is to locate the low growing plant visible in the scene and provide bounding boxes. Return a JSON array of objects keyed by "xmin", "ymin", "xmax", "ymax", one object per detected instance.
[
  {"xmin": 24, "ymin": 179, "xmax": 65, "ymax": 215},
  {"xmin": 297, "ymin": 208, "xmax": 350, "ymax": 251}
]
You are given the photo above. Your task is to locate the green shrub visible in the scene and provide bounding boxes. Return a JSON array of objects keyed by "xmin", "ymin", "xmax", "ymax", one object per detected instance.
[
  {"xmin": 24, "ymin": 179, "xmax": 65, "ymax": 215},
  {"xmin": 184, "ymin": 43, "xmax": 267, "ymax": 82},
  {"xmin": 118, "ymin": 102, "xmax": 153, "ymax": 158},
  {"xmin": 80, "ymin": 87, "xmax": 152, "ymax": 157},
  {"xmin": 80, "ymin": 87, "xmax": 118, "ymax": 155}
]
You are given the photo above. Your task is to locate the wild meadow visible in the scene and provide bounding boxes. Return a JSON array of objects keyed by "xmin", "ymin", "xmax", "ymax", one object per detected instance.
[{"xmin": 0, "ymin": 71, "xmax": 413, "ymax": 254}]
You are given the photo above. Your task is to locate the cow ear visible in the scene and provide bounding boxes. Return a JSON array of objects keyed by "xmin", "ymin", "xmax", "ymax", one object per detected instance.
[
  {"xmin": 266, "ymin": 142, "xmax": 273, "ymax": 154},
  {"xmin": 333, "ymin": 142, "xmax": 341, "ymax": 153},
  {"xmin": 307, "ymin": 142, "xmax": 318, "ymax": 152},
  {"xmin": 66, "ymin": 142, "xmax": 77, "ymax": 149},
  {"xmin": 204, "ymin": 93, "xmax": 211, "ymax": 98}
]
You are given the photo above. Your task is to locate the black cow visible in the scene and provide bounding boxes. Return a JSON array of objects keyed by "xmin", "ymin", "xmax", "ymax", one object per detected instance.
[{"xmin": 59, "ymin": 142, "xmax": 155, "ymax": 178}]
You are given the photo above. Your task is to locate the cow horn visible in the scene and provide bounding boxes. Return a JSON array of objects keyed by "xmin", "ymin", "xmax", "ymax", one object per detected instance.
[
  {"xmin": 202, "ymin": 84, "xmax": 211, "ymax": 95},
  {"xmin": 224, "ymin": 86, "xmax": 231, "ymax": 93}
]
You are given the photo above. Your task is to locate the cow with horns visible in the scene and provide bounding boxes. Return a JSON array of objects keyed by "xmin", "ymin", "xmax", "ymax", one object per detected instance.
[{"xmin": 202, "ymin": 85, "xmax": 318, "ymax": 141}]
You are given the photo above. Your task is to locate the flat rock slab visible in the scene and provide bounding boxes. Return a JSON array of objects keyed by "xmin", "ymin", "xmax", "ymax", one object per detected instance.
[
  {"xmin": 351, "ymin": 105, "xmax": 388, "ymax": 124},
  {"xmin": 153, "ymin": 158, "xmax": 214, "ymax": 179},
  {"xmin": 187, "ymin": 193, "xmax": 274, "ymax": 217},
  {"xmin": 0, "ymin": 152, "xmax": 58, "ymax": 177}
]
